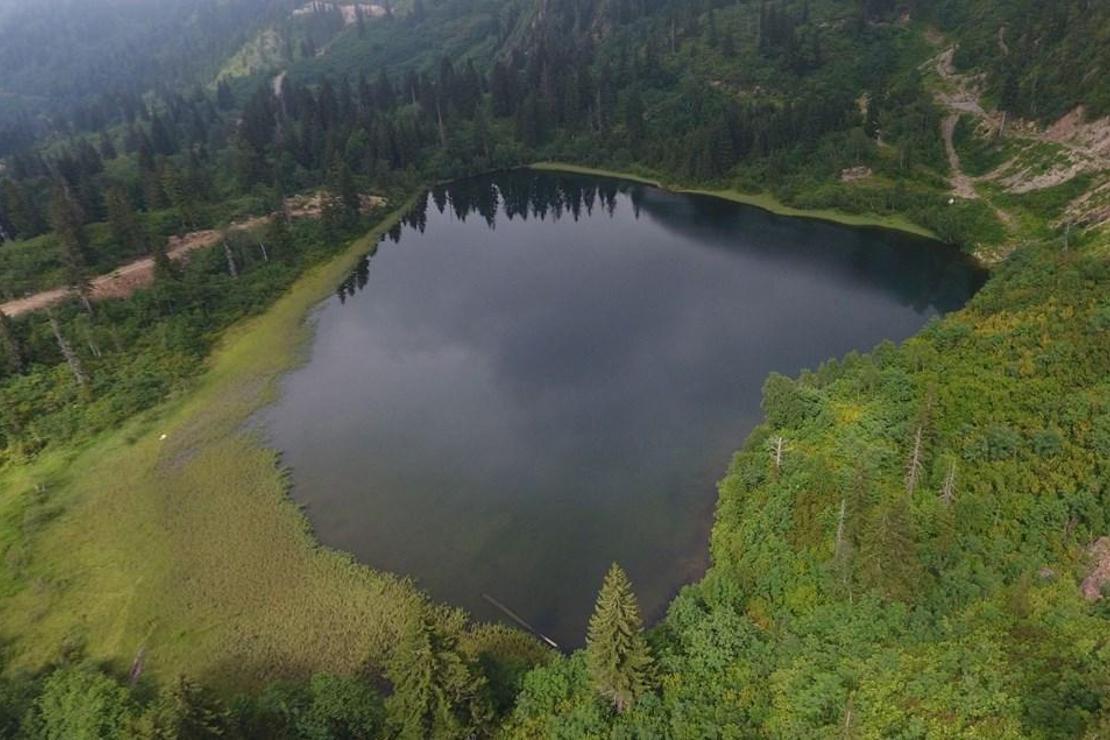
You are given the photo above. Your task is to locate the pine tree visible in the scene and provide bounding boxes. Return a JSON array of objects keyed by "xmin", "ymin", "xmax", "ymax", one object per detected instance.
[
  {"xmin": 320, "ymin": 189, "xmax": 345, "ymax": 242},
  {"xmin": 264, "ymin": 211, "xmax": 293, "ymax": 260},
  {"xmin": 133, "ymin": 675, "xmax": 229, "ymax": 738},
  {"xmin": 586, "ymin": 563, "xmax": 655, "ymax": 713},
  {"xmin": 216, "ymin": 79, "xmax": 235, "ymax": 110},
  {"xmin": 0, "ymin": 309, "xmax": 24, "ymax": 375},
  {"xmin": 2, "ymin": 179, "xmax": 44, "ymax": 238},
  {"xmin": 860, "ymin": 497, "xmax": 918, "ymax": 601},
  {"xmin": 152, "ymin": 237, "xmax": 178, "ymax": 283},
  {"xmin": 623, "ymin": 87, "xmax": 645, "ymax": 142},
  {"xmin": 386, "ymin": 611, "xmax": 491, "ymax": 739},
  {"xmin": 331, "ymin": 159, "xmax": 360, "ymax": 226},
  {"xmin": 162, "ymin": 161, "xmax": 200, "ymax": 228},
  {"xmin": 48, "ymin": 181, "xmax": 92, "ymax": 311},
  {"xmin": 105, "ymin": 187, "xmax": 146, "ymax": 254},
  {"xmin": 138, "ymin": 143, "xmax": 167, "ymax": 210},
  {"xmin": 98, "ymin": 132, "xmax": 117, "ymax": 160}
]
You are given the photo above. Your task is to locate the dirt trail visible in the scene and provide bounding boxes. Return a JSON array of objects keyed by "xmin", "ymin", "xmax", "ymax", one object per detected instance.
[
  {"xmin": 932, "ymin": 43, "xmax": 1109, "ymax": 176},
  {"xmin": 929, "ymin": 45, "xmax": 1015, "ymax": 228},
  {"xmin": 941, "ymin": 113, "xmax": 979, "ymax": 200},
  {"xmin": 0, "ymin": 193, "xmax": 384, "ymax": 318}
]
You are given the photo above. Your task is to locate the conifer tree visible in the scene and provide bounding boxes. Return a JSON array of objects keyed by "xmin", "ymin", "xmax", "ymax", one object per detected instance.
[
  {"xmin": 138, "ymin": 143, "xmax": 167, "ymax": 210},
  {"xmin": 0, "ymin": 309, "xmax": 24, "ymax": 375},
  {"xmin": 2, "ymin": 179, "xmax": 44, "ymax": 238},
  {"xmin": 162, "ymin": 161, "xmax": 200, "ymax": 228},
  {"xmin": 216, "ymin": 79, "xmax": 234, "ymax": 111},
  {"xmin": 133, "ymin": 675, "xmax": 229, "ymax": 738},
  {"xmin": 105, "ymin": 187, "xmax": 146, "ymax": 254},
  {"xmin": 152, "ymin": 237, "xmax": 178, "ymax": 283},
  {"xmin": 95, "ymin": 133, "xmax": 116, "ymax": 161},
  {"xmin": 264, "ymin": 214, "xmax": 293, "ymax": 260},
  {"xmin": 48, "ymin": 181, "xmax": 93, "ymax": 312},
  {"xmin": 386, "ymin": 611, "xmax": 491, "ymax": 739},
  {"xmin": 860, "ymin": 497, "xmax": 918, "ymax": 601},
  {"xmin": 586, "ymin": 563, "xmax": 655, "ymax": 713}
]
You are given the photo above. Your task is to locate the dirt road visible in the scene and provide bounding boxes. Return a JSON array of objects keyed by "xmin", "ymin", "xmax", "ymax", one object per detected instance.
[{"xmin": 0, "ymin": 192, "xmax": 384, "ymax": 318}]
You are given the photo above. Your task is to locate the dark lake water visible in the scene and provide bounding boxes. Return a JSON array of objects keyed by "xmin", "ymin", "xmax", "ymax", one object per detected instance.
[{"xmin": 264, "ymin": 171, "xmax": 985, "ymax": 647}]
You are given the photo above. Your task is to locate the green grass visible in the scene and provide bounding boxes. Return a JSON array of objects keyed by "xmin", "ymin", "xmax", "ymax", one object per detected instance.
[
  {"xmin": 530, "ymin": 162, "xmax": 939, "ymax": 240},
  {"xmin": 0, "ymin": 205, "xmax": 432, "ymax": 692}
]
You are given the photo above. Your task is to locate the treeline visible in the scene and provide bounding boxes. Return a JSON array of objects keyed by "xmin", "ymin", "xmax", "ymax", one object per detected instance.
[
  {"xmin": 0, "ymin": 562, "xmax": 662, "ymax": 738},
  {"xmin": 0, "ymin": 614, "xmax": 531, "ymax": 739}
]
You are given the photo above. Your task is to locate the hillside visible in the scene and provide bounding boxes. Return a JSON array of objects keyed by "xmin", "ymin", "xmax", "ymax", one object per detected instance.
[{"xmin": 0, "ymin": 0, "xmax": 1107, "ymax": 737}]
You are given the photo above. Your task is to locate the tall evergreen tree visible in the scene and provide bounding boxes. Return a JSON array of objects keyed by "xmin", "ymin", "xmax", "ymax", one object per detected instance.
[
  {"xmin": 162, "ymin": 161, "xmax": 200, "ymax": 228},
  {"xmin": 105, "ymin": 187, "xmax": 146, "ymax": 254},
  {"xmin": 0, "ymin": 309, "xmax": 24, "ymax": 375},
  {"xmin": 133, "ymin": 675, "xmax": 229, "ymax": 738},
  {"xmin": 386, "ymin": 611, "xmax": 491, "ymax": 739},
  {"xmin": 2, "ymin": 179, "xmax": 44, "ymax": 238},
  {"xmin": 586, "ymin": 563, "xmax": 655, "ymax": 713},
  {"xmin": 48, "ymin": 181, "xmax": 92, "ymax": 311}
]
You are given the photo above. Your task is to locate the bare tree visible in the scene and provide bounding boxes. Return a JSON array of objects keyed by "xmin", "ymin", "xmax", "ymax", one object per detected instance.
[
  {"xmin": 835, "ymin": 497, "xmax": 847, "ymax": 559},
  {"xmin": 222, "ymin": 237, "xmax": 239, "ymax": 279},
  {"xmin": 48, "ymin": 311, "xmax": 88, "ymax": 390},
  {"xmin": 770, "ymin": 435, "xmax": 786, "ymax": 475},
  {"xmin": 905, "ymin": 425, "xmax": 924, "ymax": 497},
  {"xmin": 940, "ymin": 460, "xmax": 957, "ymax": 506}
]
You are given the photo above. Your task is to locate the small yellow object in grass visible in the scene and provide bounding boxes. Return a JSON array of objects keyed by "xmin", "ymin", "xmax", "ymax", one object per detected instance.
[{"xmin": 159, "ymin": 434, "xmax": 168, "ymax": 441}]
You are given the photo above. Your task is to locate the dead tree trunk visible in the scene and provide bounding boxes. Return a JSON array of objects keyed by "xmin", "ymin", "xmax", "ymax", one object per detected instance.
[
  {"xmin": 905, "ymin": 426, "xmax": 924, "ymax": 497},
  {"xmin": 835, "ymin": 497, "xmax": 847, "ymax": 559},
  {"xmin": 77, "ymin": 285, "xmax": 93, "ymax": 314},
  {"xmin": 223, "ymin": 239, "xmax": 239, "ymax": 279},
  {"xmin": 940, "ymin": 460, "xmax": 957, "ymax": 506},
  {"xmin": 48, "ymin": 312, "xmax": 88, "ymax": 389},
  {"xmin": 258, "ymin": 240, "xmax": 270, "ymax": 262},
  {"xmin": 436, "ymin": 98, "xmax": 448, "ymax": 148},
  {"xmin": 770, "ymin": 435, "xmax": 785, "ymax": 475}
]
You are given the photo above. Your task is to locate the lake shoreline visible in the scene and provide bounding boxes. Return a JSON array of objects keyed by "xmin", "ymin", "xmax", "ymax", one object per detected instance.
[
  {"xmin": 0, "ymin": 169, "xmax": 985, "ymax": 691},
  {"xmin": 530, "ymin": 161, "xmax": 942, "ymax": 241}
]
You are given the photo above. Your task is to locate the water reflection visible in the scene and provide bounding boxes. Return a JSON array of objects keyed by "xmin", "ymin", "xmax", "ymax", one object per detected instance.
[{"xmin": 270, "ymin": 171, "xmax": 985, "ymax": 648}]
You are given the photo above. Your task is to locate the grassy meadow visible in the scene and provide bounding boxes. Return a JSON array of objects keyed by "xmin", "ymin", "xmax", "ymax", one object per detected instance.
[{"xmin": 0, "ymin": 204, "xmax": 432, "ymax": 692}]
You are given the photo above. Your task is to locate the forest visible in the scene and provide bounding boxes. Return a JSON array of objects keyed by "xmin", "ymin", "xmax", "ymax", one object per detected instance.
[{"xmin": 0, "ymin": 0, "xmax": 1107, "ymax": 737}]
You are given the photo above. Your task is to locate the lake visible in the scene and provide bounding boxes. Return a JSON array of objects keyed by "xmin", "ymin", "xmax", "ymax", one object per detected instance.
[{"xmin": 263, "ymin": 170, "xmax": 985, "ymax": 647}]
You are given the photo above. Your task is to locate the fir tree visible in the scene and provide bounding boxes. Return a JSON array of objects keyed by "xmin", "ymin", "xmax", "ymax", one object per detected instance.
[
  {"xmin": 105, "ymin": 187, "xmax": 146, "ymax": 254},
  {"xmin": 0, "ymin": 309, "xmax": 24, "ymax": 375},
  {"xmin": 98, "ymin": 132, "xmax": 117, "ymax": 160},
  {"xmin": 331, "ymin": 159, "xmax": 360, "ymax": 226},
  {"xmin": 133, "ymin": 675, "xmax": 229, "ymax": 738},
  {"xmin": 586, "ymin": 563, "xmax": 655, "ymax": 713},
  {"xmin": 216, "ymin": 79, "xmax": 234, "ymax": 111},
  {"xmin": 48, "ymin": 181, "xmax": 92, "ymax": 311},
  {"xmin": 162, "ymin": 161, "xmax": 200, "ymax": 228},
  {"xmin": 264, "ymin": 212, "xmax": 293, "ymax": 260},
  {"xmin": 386, "ymin": 611, "xmax": 491, "ymax": 739},
  {"xmin": 860, "ymin": 497, "xmax": 919, "ymax": 601},
  {"xmin": 2, "ymin": 179, "xmax": 44, "ymax": 238},
  {"xmin": 152, "ymin": 237, "xmax": 178, "ymax": 283}
]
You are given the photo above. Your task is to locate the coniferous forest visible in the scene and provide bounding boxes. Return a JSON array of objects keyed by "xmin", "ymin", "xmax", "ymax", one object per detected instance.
[{"xmin": 0, "ymin": 0, "xmax": 1107, "ymax": 737}]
